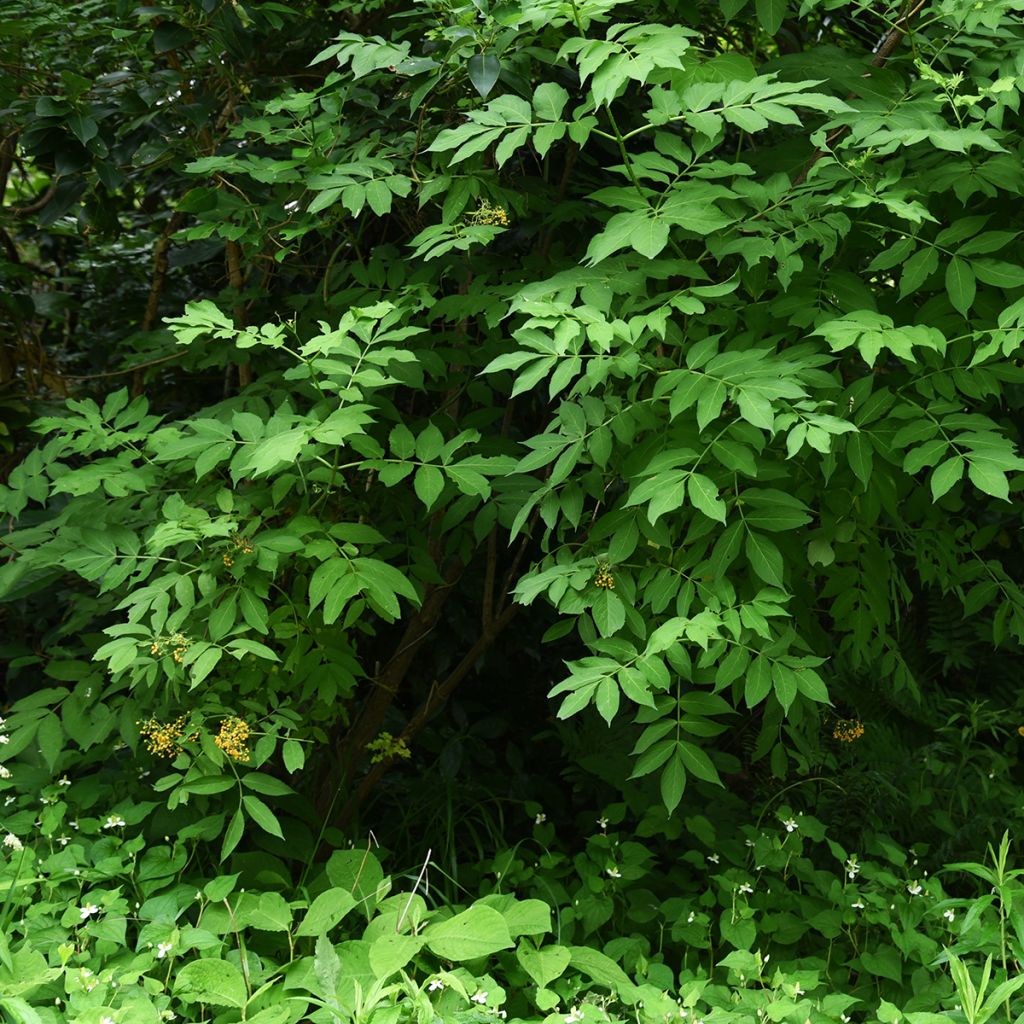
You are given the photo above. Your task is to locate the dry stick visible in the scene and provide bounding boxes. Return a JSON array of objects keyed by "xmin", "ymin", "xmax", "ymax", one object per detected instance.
[
  {"xmin": 131, "ymin": 211, "xmax": 186, "ymax": 396},
  {"xmin": 396, "ymin": 847, "xmax": 432, "ymax": 933},
  {"xmin": 792, "ymin": 0, "xmax": 930, "ymax": 187},
  {"xmin": 225, "ymin": 239, "xmax": 251, "ymax": 389},
  {"xmin": 63, "ymin": 352, "xmax": 184, "ymax": 381}
]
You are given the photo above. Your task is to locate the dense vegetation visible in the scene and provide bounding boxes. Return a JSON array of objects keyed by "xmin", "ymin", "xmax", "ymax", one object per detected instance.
[{"xmin": 2, "ymin": 0, "xmax": 1024, "ymax": 1021}]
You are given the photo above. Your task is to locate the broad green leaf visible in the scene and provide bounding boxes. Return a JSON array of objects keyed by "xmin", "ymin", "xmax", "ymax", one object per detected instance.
[
  {"xmin": 660, "ymin": 750, "xmax": 687, "ymax": 813},
  {"xmin": 369, "ymin": 933, "xmax": 424, "ymax": 979},
  {"xmin": 595, "ymin": 676, "xmax": 620, "ymax": 724},
  {"xmin": 518, "ymin": 944, "xmax": 571, "ymax": 989},
  {"xmin": 221, "ymin": 808, "xmax": 244, "ymax": 862},
  {"xmin": 688, "ymin": 472, "xmax": 726, "ymax": 522},
  {"xmin": 930, "ymin": 456, "xmax": 963, "ymax": 500},
  {"xmin": 423, "ymin": 905, "xmax": 514, "ymax": 960},
  {"xmin": 631, "ymin": 217, "xmax": 670, "ymax": 259},
  {"xmin": 755, "ymin": 0, "xmax": 786, "ymax": 35},
  {"xmin": 592, "ymin": 589, "xmax": 626, "ymax": 636},
  {"xmin": 745, "ymin": 531, "xmax": 784, "ymax": 587},
  {"xmin": 967, "ymin": 458, "xmax": 1009, "ymax": 500},
  {"xmin": 242, "ymin": 794, "xmax": 285, "ymax": 839},
  {"xmin": 414, "ymin": 465, "xmax": 445, "ymax": 509},
  {"xmin": 745, "ymin": 656, "xmax": 772, "ymax": 708},
  {"xmin": 945, "ymin": 257, "xmax": 976, "ymax": 316},
  {"xmin": 772, "ymin": 663, "xmax": 798, "ymax": 714},
  {"xmin": 174, "ymin": 959, "xmax": 247, "ymax": 1008},
  {"xmin": 283, "ymin": 739, "xmax": 305, "ymax": 773}
]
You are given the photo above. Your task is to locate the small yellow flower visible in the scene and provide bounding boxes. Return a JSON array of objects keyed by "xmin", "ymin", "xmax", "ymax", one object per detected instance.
[
  {"xmin": 467, "ymin": 200, "xmax": 510, "ymax": 227},
  {"xmin": 214, "ymin": 718, "xmax": 251, "ymax": 762},
  {"xmin": 832, "ymin": 718, "xmax": 864, "ymax": 743},
  {"xmin": 138, "ymin": 716, "xmax": 189, "ymax": 758}
]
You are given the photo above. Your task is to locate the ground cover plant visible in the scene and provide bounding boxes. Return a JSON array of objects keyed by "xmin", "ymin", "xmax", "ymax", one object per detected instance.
[{"xmin": 2, "ymin": 0, "xmax": 1024, "ymax": 1020}]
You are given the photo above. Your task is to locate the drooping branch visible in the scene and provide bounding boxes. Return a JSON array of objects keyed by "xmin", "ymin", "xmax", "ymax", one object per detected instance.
[{"xmin": 10, "ymin": 180, "xmax": 57, "ymax": 217}]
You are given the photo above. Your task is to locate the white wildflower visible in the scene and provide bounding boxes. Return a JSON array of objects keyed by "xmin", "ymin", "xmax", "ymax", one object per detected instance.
[
  {"xmin": 79, "ymin": 903, "xmax": 100, "ymax": 920},
  {"xmin": 428, "ymin": 979, "xmax": 444, "ymax": 992},
  {"xmin": 58, "ymin": 776, "xmax": 71, "ymax": 786},
  {"xmin": 606, "ymin": 865, "xmax": 621, "ymax": 878},
  {"xmin": 738, "ymin": 882, "xmax": 753, "ymax": 895},
  {"xmin": 907, "ymin": 881, "xmax": 923, "ymax": 896},
  {"xmin": 707, "ymin": 853, "xmax": 719, "ymax": 864},
  {"xmin": 3, "ymin": 833, "xmax": 23, "ymax": 852},
  {"xmin": 103, "ymin": 815, "xmax": 126, "ymax": 829},
  {"xmin": 472, "ymin": 992, "xmax": 488, "ymax": 1005},
  {"xmin": 845, "ymin": 857, "xmax": 860, "ymax": 879},
  {"xmin": 0, "ymin": 735, "xmax": 9, "ymax": 744},
  {"xmin": 156, "ymin": 941, "xmax": 173, "ymax": 959},
  {"xmin": 0, "ymin": 765, "xmax": 11, "ymax": 779},
  {"xmin": 782, "ymin": 818, "xmax": 798, "ymax": 832},
  {"xmin": 565, "ymin": 1008, "xmax": 585, "ymax": 1024},
  {"xmin": 597, "ymin": 816, "xmax": 609, "ymax": 830},
  {"xmin": 852, "ymin": 900, "xmax": 865, "ymax": 909},
  {"xmin": 687, "ymin": 911, "xmax": 696, "ymax": 923},
  {"xmin": 534, "ymin": 813, "xmax": 546, "ymax": 825},
  {"xmin": 943, "ymin": 908, "xmax": 955, "ymax": 922}
]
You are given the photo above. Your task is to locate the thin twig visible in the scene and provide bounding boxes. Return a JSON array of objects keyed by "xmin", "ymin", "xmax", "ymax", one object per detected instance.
[
  {"xmin": 396, "ymin": 848, "xmax": 432, "ymax": 933},
  {"xmin": 791, "ymin": 0, "xmax": 929, "ymax": 187}
]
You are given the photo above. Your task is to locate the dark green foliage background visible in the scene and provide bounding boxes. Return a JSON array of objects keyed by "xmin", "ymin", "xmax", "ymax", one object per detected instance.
[{"xmin": 3, "ymin": 0, "xmax": 1024, "ymax": 1019}]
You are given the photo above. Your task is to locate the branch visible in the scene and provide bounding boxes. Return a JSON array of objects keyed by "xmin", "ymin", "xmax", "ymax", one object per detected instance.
[
  {"xmin": 324, "ymin": 556, "xmax": 466, "ymax": 810},
  {"xmin": 132, "ymin": 210, "xmax": 185, "ymax": 396},
  {"xmin": 11, "ymin": 180, "xmax": 57, "ymax": 217},
  {"xmin": 791, "ymin": 0, "xmax": 930, "ymax": 187},
  {"xmin": 338, "ymin": 600, "xmax": 520, "ymax": 827},
  {"xmin": 225, "ymin": 239, "xmax": 251, "ymax": 388}
]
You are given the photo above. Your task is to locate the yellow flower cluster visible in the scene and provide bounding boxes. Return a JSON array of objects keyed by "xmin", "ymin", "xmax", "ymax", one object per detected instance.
[
  {"xmin": 593, "ymin": 565, "xmax": 615, "ymax": 590},
  {"xmin": 215, "ymin": 717, "xmax": 251, "ymax": 762},
  {"xmin": 468, "ymin": 200, "xmax": 510, "ymax": 227},
  {"xmin": 832, "ymin": 718, "xmax": 865, "ymax": 743},
  {"xmin": 138, "ymin": 716, "xmax": 189, "ymax": 759},
  {"xmin": 366, "ymin": 731, "xmax": 411, "ymax": 764},
  {"xmin": 223, "ymin": 535, "xmax": 254, "ymax": 568},
  {"xmin": 150, "ymin": 633, "xmax": 191, "ymax": 664}
]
